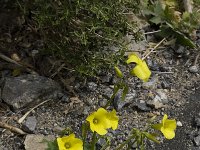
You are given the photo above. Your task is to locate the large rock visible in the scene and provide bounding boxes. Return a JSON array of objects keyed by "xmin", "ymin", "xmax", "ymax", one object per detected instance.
[
  {"xmin": 1, "ymin": 74, "xmax": 62, "ymax": 110},
  {"xmin": 24, "ymin": 134, "xmax": 55, "ymax": 150}
]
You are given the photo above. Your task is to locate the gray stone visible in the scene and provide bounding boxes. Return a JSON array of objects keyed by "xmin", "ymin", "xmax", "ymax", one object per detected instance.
[
  {"xmin": 60, "ymin": 94, "xmax": 69, "ymax": 102},
  {"xmin": 101, "ymin": 86, "xmax": 113, "ymax": 99},
  {"xmin": 82, "ymin": 106, "xmax": 91, "ymax": 115},
  {"xmin": 24, "ymin": 134, "xmax": 55, "ymax": 150},
  {"xmin": 176, "ymin": 45, "xmax": 185, "ymax": 54},
  {"xmin": 135, "ymin": 100, "xmax": 151, "ymax": 111},
  {"xmin": 125, "ymin": 91, "xmax": 137, "ymax": 101},
  {"xmin": 98, "ymin": 99, "xmax": 108, "ymax": 107},
  {"xmin": 147, "ymin": 98, "xmax": 164, "ymax": 109},
  {"xmin": 100, "ymin": 74, "xmax": 112, "ymax": 83},
  {"xmin": 124, "ymin": 35, "xmax": 147, "ymax": 52},
  {"xmin": 194, "ymin": 135, "xmax": 200, "ymax": 146},
  {"xmin": 156, "ymin": 89, "xmax": 168, "ymax": 104},
  {"xmin": 113, "ymin": 92, "xmax": 136, "ymax": 110},
  {"xmin": 23, "ymin": 116, "xmax": 37, "ymax": 132},
  {"xmin": 1, "ymin": 74, "xmax": 62, "ymax": 110},
  {"xmin": 195, "ymin": 117, "xmax": 200, "ymax": 127},
  {"xmin": 87, "ymin": 82, "xmax": 98, "ymax": 91},
  {"xmin": 189, "ymin": 66, "xmax": 199, "ymax": 73},
  {"xmin": 161, "ymin": 81, "xmax": 170, "ymax": 89},
  {"xmin": 142, "ymin": 75, "xmax": 158, "ymax": 89}
]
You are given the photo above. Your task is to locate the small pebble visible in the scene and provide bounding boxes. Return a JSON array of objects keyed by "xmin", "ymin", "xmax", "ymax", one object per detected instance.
[
  {"xmin": 177, "ymin": 121, "xmax": 183, "ymax": 127},
  {"xmin": 189, "ymin": 66, "xmax": 198, "ymax": 73}
]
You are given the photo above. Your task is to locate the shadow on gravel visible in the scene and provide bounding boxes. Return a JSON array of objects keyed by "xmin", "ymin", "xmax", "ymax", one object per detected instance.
[{"xmin": 152, "ymin": 87, "xmax": 200, "ymax": 150}]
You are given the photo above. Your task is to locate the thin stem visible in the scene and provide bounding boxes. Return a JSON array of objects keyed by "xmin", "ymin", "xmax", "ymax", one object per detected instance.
[
  {"xmin": 91, "ymin": 132, "xmax": 97, "ymax": 150},
  {"xmin": 116, "ymin": 135, "xmax": 135, "ymax": 150},
  {"xmin": 142, "ymin": 38, "xmax": 166, "ymax": 60},
  {"xmin": 82, "ymin": 123, "xmax": 88, "ymax": 150},
  {"xmin": 103, "ymin": 86, "xmax": 120, "ymax": 109}
]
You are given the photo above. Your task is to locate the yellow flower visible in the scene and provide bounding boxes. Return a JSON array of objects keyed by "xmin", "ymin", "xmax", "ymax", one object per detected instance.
[
  {"xmin": 107, "ymin": 109, "xmax": 119, "ymax": 130},
  {"xmin": 126, "ymin": 54, "xmax": 151, "ymax": 82},
  {"xmin": 57, "ymin": 134, "xmax": 83, "ymax": 150},
  {"xmin": 152, "ymin": 114, "xmax": 177, "ymax": 140},
  {"xmin": 114, "ymin": 66, "xmax": 123, "ymax": 78},
  {"xmin": 86, "ymin": 108, "xmax": 119, "ymax": 135}
]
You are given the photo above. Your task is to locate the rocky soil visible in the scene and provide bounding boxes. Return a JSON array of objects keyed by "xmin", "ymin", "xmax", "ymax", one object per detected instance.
[{"xmin": 0, "ymin": 2, "xmax": 200, "ymax": 150}]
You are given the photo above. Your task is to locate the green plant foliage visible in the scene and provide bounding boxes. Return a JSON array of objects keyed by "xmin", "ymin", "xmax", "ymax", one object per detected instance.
[
  {"xmin": 141, "ymin": 0, "xmax": 199, "ymax": 48},
  {"xmin": 20, "ymin": 0, "xmax": 141, "ymax": 76},
  {"xmin": 42, "ymin": 139, "xmax": 58, "ymax": 150}
]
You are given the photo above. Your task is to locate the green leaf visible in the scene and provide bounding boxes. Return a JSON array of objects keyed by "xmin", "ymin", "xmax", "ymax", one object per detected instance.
[
  {"xmin": 159, "ymin": 24, "xmax": 196, "ymax": 48},
  {"xmin": 149, "ymin": 16, "xmax": 162, "ymax": 24},
  {"xmin": 182, "ymin": 12, "xmax": 190, "ymax": 20},
  {"xmin": 42, "ymin": 139, "xmax": 58, "ymax": 150},
  {"xmin": 143, "ymin": 132, "xmax": 160, "ymax": 144},
  {"xmin": 174, "ymin": 29, "xmax": 196, "ymax": 48},
  {"xmin": 121, "ymin": 85, "xmax": 128, "ymax": 101}
]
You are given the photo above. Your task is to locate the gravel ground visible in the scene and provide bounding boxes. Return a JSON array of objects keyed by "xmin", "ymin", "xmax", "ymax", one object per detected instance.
[{"xmin": 0, "ymin": 3, "xmax": 200, "ymax": 150}]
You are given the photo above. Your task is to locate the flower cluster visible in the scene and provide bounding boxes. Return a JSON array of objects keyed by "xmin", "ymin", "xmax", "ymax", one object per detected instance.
[
  {"xmin": 86, "ymin": 108, "xmax": 119, "ymax": 135},
  {"xmin": 55, "ymin": 110, "xmax": 176, "ymax": 150}
]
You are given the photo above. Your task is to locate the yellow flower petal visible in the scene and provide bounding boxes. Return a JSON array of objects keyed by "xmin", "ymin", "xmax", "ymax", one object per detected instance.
[
  {"xmin": 90, "ymin": 123, "xmax": 108, "ymax": 135},
  {"xmin": 130, "ymin": 61, "xmax": 151, "ymax": 82},
  {"xmin": 57, "ymin": 134, "xmax": 83, "ymax": 150},
  {"xmin": 162, "ymin": 114, "xmax": 168, "ymax": 124},
  {"xmin": 126, "ymin": 54, "xmax": 141, "ymax": 64},
  {"xmin": 127, "ymin": 54, "xmax": 151, "ymax": 82},
  {"xmin": 164, "ymin": 119, "xmax": 177, "ymax": 130},
  {"xmin": 161, "ymin": 128, "xmax": 175, "ymax": 140},
  {"xmin": 107, "ymin": 109, "xmax": 119, "ymax": 130},
  {"xmin": 86, "ymin": 108, "xmax": 111, "ymax": 135}
]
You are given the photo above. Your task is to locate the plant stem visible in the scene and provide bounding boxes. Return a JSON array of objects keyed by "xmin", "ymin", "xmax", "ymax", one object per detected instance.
[
  {"xmin": 116, "ymin": 135, "xmax": 135, "ymax": 150},
  {"xmin": 91, "ymin": 132, "xmax": 97, "ymax": 150},
  {"xmin": 82, "ymin": 123, "xmax": 88, "ymax": 150},
  {"xmin": 103, "ymin": 86, "xmax": 120, "ymax": 109}
]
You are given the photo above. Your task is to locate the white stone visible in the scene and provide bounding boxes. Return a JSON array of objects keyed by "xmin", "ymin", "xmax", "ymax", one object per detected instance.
[{"xmin": 177, "ymin": 121, "xmax": 183, "ymax": 127}]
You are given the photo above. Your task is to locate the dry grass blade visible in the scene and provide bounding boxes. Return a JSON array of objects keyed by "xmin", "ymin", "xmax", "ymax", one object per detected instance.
[
  {"xmin": 18, "ymin": 99, "xmax": 51, "ymax": 124},
  {"xmin": 142, "ymin": 38, "xmax": 166, "ymax": 60},
  {"xmin": 0, "ymin": 53, "xmax": 22, "ymax": 66},
  {"xmin": 0, "ymin": 121, "xmax": 27, "ymax": 135}
]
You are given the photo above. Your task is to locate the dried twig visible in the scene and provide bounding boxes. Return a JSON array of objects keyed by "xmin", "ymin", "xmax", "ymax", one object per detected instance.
[
  {"xmin": 142, "ymin": 38, "xmax": 166, "ymax": 60},
  {"xmin": 144, "ymin": 30, "xmax": 161, "ymax": 35},
  {"xmin": 152, "ymin": 71, "xmax": 174, "ymax": 74},
  {"xmin": 0, "ymin": 121, "xmax": 27, "ymax": 135},
  {"xmin": 193, "ymin": 53, "xmax": 199, "ymax": 66},
  {"xmin": 18, "ymin": 99, "xmax": 51, "ymax": 124},
  {"xmin": 0, "ymin": 52, "xmax": 38, "ymax": 74},
  {"xmin": 0, "ymin": 53, "xmax": 22, "ymax": 66},
  {"xmin": 50, "ymin": 63, "xmax": 66, "ymax": 78}
]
